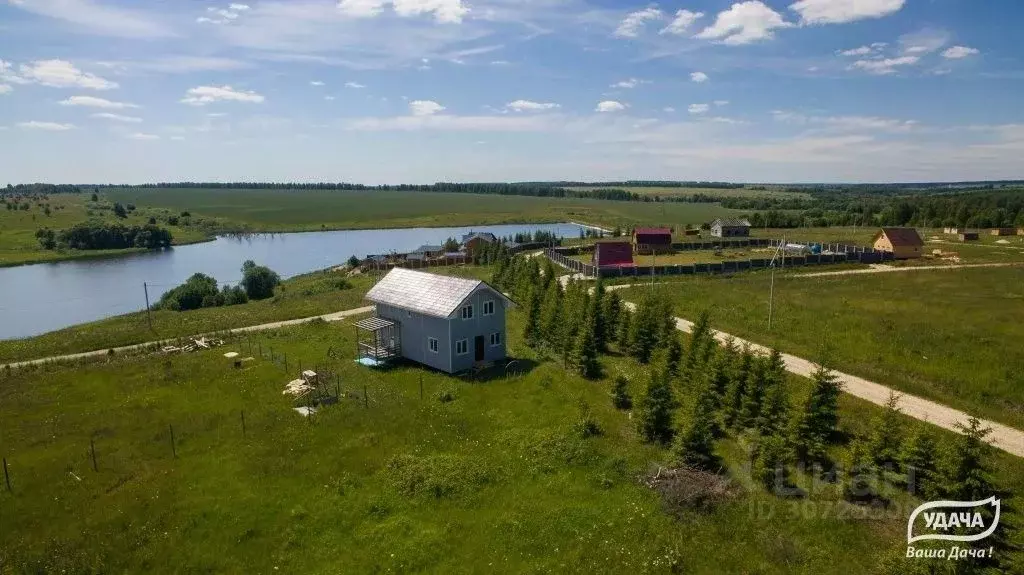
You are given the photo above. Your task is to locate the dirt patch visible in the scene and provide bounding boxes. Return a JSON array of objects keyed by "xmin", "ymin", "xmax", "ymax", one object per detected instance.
[{"xmin": 642, "ymin": 467, "xmax": 740, "ymax": 517}]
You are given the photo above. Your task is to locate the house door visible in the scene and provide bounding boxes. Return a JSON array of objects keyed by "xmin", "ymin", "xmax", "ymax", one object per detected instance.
[{"xmin": 474, "ymin": 335, "xmax": 485, "ymax": 361}]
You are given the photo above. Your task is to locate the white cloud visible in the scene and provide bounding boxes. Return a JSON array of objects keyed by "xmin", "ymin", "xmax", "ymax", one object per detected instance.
[
  {"xmin": 181, "ymin": 85, "xmax": 265, "ymax": 105},
  {"xmin": 59, "ymin": 96, "xmax": 139, "ymax": 109},
  {"xmin": 614, "ymin": 7, "xmax": 662, "ymax": 38},
  {"xmin": 850, "ymin": 55, "xmax": 919, "ymax": 75},
  {"xmin": 127, "ymin": 133, "xmax": 160, "ymax": 140},
  {"xmin": 0, "ymin": 85, "xmax": 11, "ymax": 95},
  {"xmin": 663, "ymin": 107, "xmax": 676, "ymax": 113},
  {"xmin": 91, "ymin": 112, "xmax": 143, "ymax": 123},
  {"xmin": 7, "ymin": 0, "xmax": 173, "ymax": 38},
  {"xmin": 337, "ymin": 0, "xmax": 469, "ymax": 24},
  {"xmin": 409, "ymin": 100, "xmax": 445, "ymax": 116},
  {"xmin": 661, "ymin": 9, "xmax": 704, "ymax": 35},
  {"xmin": 899, "ymin": 28, "xmax": 950, "ymax": 55},
  {"xmin": 506, "ymin": 100, "xmax": 560, "ymax": 112},
  {"xmin": 325, "ymin": 95, "xmax": 336, "ymax": 100},
  {"xmin": 611, "ymin": 78, "xmax": 642, "ymax": 89},
  {"xmin": 345, "ymin": 81, "xmax": 367, "ymax": 88},
  {"xmin": 690, "ymin": 71, "xmax": 709, "ymax": 83},
  {"xmin": 18, "ymin": 121, "xmax": 75, "ymax": 131},
  {"xmin": 696, "ymin": 1, "xmax": 792, "ymax": 46},
  {"xmin": 772, "ymin": 110, "xmax": 919, "ymax": 133},
  {"xmin": 170, "ymin": 136, "xmax": 186, "ymax": 141},
  {"xmin": 838, "ymin": 46, "xmax": 873, "ymax": 56},
  {"xmin": 790, "ymin": 0, "xmax": 905, "ymax": 25},
  {"xmin": 230, "ymin": 3, "xmax": 251, "ymax": 10},
  {"xmin": 596, "ymin": 100, "xmax": 626, "ymax": 113},
  {"xmin": 348, "ymin": 114, "xmax": 552, "ymax": 132},
  {"xmin": 197, "ymin": 3, "xmax": 252, "ymax": 24},
  {"xmin": 714, "ymin": 100, "xmax": 729, "ymax": 106},
  {"xmin": 943, "ymin": 46, "xmax": 980, "ymax": 59},
  {"xmin": 310, "ymin": 80, "xmax": 325, "ymax": 86},
  {"xmin": 18, "ymin": 60, "xmax": 118, "ymax": 90},
  {"xmin": 688, "ymin": 103, "xmax": 710, "ymax": 114}
]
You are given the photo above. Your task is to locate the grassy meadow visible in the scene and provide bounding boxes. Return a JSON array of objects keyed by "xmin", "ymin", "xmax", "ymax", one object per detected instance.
[
  {"xmin": 105, "ymin": 188, "xmax": 745, "ymax": 233},
  {"xmin": 3, "ymin": 310, "xmax": 1019, "ymax": 573},
  {"xmin": 0, "ymin": 193, "xmax": 213, "ymax": 267},
  {"xmin": 617, "ymin": 265, "xmax": 1024, "ymax": 429},
  {"xmin": 564, "ymin": 186, "xmax": 812, "ymax": 201}
]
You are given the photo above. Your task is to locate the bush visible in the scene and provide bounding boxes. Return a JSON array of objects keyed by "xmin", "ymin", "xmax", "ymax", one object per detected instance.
[
  {"xmin": 241, "ymin": 260, "xmax": 281, "ymax": 300},
  {"xmin": 347, "ymin": 255, "xmax": 360, "ymax": 268},
  {"xmin": 112, "ymin": 203, "xmax": 128, "ymax": 218},
  {"xmin": 158, "ymin": 273, "xmax": 221, "ymax": 311},
  {"xmin": 57, "ymin": 222, "xmax": 172, "ymax": 250}
]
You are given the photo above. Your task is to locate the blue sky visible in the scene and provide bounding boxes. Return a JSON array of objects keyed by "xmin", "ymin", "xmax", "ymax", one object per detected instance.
[{"xmin": 1, "ymin": 0, "xmax": 1022, "ymax": 184}]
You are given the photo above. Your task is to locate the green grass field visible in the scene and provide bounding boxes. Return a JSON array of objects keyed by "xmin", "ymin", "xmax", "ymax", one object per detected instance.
[
  {"xmin": 618, "ymin": 266, "xmax": 1024, "ymax": 429},
  {"xmin": 4, "ymin": 310, "xmax": 1019, "ymax": 572},
  {"xmin": 105, "ymin": 188, "xmax": 745, "ymax": 233},
  {"xmin": 0, "ymin": 193, "xmax": 212, "ymax": 267},
  {"xmin": 565, "ymin": 186, "xmax": 812, "ymax": 200}
]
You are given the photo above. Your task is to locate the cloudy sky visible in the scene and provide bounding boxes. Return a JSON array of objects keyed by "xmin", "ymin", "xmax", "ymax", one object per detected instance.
[{"xmin": 1, "ymin": 0, "xmax": 1021, "ymax": 184}]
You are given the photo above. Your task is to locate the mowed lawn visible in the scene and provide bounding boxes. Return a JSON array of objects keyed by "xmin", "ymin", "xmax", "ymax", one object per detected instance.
[
  {"xmin": 8, "ymin": 314, "xmax": 1020, "ymax": 573},
  {"xmin": 619, "ymin": 266, "xmax": 1024, "ymax": 429},
  {"xmin": 105, "ymin": 187, "xmax": 746, "ymax": 232}
]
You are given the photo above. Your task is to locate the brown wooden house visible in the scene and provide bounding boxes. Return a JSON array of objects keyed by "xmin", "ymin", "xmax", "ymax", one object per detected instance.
[
  {"xmin": 872, "ymin": 228, "xmax": 924, "ymax": 259},
  {"xmin": 632, "ymin": 228, "xmax": 673, "ymax": 254},
  {"xmin": 593, "ymin": 241, "xmax": 634, "ymax": 268}
]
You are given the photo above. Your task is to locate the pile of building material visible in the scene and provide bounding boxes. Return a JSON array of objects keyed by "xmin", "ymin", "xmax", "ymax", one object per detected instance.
[
  {"xmin": 161, "ymin": 337, "xmax": 225, "ymax": 354},
  {"xmin": 283, "ymin": 379, "xmax": 313, "ymax": 396}
]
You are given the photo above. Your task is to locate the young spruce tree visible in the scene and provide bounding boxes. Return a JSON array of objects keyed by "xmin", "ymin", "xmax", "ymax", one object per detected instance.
[{"xmin": 636, "ymin": 354, "xmax": 675, "ymax": 444}]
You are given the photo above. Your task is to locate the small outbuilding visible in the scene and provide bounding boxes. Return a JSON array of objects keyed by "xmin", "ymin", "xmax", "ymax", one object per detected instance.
[
  {"xmin": 593, "ymin": 241, "xmax": 634, "ymax": 268},
  {"xmin": 959, "ymin": 232, "xmax": 980, "ymax": 242},
  {"xmin": 363, "ymin": 268, "xmax": 515, "ymax": 374},
  {"xmin": 413, "ymin": 244, "xmax": 444, "ymax": 257},
  {"xmin": 632, "ymin": 228, "xmax": 673, "ymax": 254},
  {"xmin": 872, "ymin": 227, "xmax": 925, "ymax": 259},
  {"xmin": 991, "ymin": 228, "xmax": 1016, "ymax": 237},
  {"xmin": 710, "ymin": 218, "xmax": 751, "ymax": 238}
]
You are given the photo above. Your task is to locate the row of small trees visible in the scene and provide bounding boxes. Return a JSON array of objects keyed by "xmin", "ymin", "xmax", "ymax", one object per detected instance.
[
  {"xmin": 35, "ymin": 223, "xmax": 173, "ymax": 251},
  {"xmin": 157, "ymin": 261, "xmax": 280, "ymax": 311}
]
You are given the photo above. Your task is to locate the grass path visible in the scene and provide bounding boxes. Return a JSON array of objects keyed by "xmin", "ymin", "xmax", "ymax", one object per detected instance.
[
  {"xmin": 608, "ymin": 285, "xmax": 1024, "ymax": 458},
  {"xmin": 5, "ymin": 306, "xmax": 373, "ymax": 369}
]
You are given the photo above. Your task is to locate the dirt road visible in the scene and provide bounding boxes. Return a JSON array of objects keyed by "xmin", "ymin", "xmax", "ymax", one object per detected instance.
[
  {"xmin": 793, "ymin": 261, "xmax": 1023, "ymax": 278},
  {"xmin": 617, "ymin": 299, "xmax": 1024, "ymax": 458},
  {"xmin": 5, "ymin": 306, "xmax": 374, "ymax": 370}
]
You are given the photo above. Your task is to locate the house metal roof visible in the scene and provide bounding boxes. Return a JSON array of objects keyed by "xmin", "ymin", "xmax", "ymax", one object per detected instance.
[
  {"xmin": 711, "ymin": 218, "xmax": 751, "ymax": 227},
  {"xmin": 365, "ymin": 268, "xmax": 514, "ymax": 319},
  {"xmin": 875, "ymin": 227, "xmax": 924, "ymax": 247},
  {"xmin": 414, "ymin": 244, "xmax": 443, "ymax": 253},
  {"xmin": 633, "ymin": 227, "xmax": 672, "ymax": 236},
  {"xmin": 461, "ymin": 232, "xmax": 497, "ymax": 243}
]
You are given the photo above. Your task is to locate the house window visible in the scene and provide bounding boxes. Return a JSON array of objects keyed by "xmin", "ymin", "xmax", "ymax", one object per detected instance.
[
  {"xmin": 461, "ymin": 305, "xmax": 474, "ymax": 320},
  {"xmin": 428, "ymin": 337, "xmax": 438, "ymax": 353},
  {"xmin": 483, "ymin": 300, "xmax": 495, "ymax": 316},
  {"xmin": 455, "ymin": 339, "xmax": 468, "ymax": 355},
  {"xmin": 489, "ymin": 332, "xmax": 501, "ymax": 346}
]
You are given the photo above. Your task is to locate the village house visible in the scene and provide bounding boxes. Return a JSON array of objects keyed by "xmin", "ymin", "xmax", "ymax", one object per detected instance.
[
  {"xmin": 959, "ymin": 232, "xmax": 980, "ymax": 242},
  {"xmin": 413, "ymin": 244, "xmax": 444, "ymax": 257},
  {"xmin": 462, "ymin": 232, "xmax": 498, "ymax": 254},
  {"xmin": 991, "ymin": 228, "xmax": 1017, "ymax": 237},
  {"xmin": 710, "ymin": 218, "xmax": 751, "ymax": 238},
  {"xmin": 361, "ymin": 268, "xmax": 515, "ymax": 374},
  {"xmin": 872, "ymin": 227, "xmax": 925, "ymax": 259},
  {"xmin": 632, "ymin": 227, "xmax": 673, "ymax": 254},
  {"xmin": 592, "ymin": 240, "xmax": 634, "ymax": 268}
]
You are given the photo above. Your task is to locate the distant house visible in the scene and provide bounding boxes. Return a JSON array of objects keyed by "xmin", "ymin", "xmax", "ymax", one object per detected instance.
[
  {"xmin": 462, "ymin": 232, "xmax": 498, "ymax": 254},
  {"xmin": 872, "ymin": 227, "xmax": 924, "ymax": 259},
  {"xmin": 944, "ymin": 227, "xmax": 965, "ymax": 235},
  {"xmin": 362, "ymin": 268, "xmax": 515, "ymax": 374},
  {"xmin": 710, "ymin": 218, "xmax": 751, "ymax": 238},
  {"xmin": 413, "ymin": 244, "xmax": 444, "ymax": 257},
  {"xmin": 991, "ymin": 228, "xmax": 1016, "ymax": 237},
  {"xmin": 683, "ymin": 228, "xmax": 700, "ymax": 236},
  {"xmin": 632, "ymin": 228, "xmax": 673, "ymax": 254},
  {"xmin": 593, "ymin": 241, "xmax": 634, "ymax": 268},
  {"xmin": 959, "ymin": 232, "xmax": 980, "ymax": 242}
]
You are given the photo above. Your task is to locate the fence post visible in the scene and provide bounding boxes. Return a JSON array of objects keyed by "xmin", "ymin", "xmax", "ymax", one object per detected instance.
[
  {"xmin": 90, "ymin": 438, "xmax": 98, "ymax": 472},
  {"xmin": 284, "ymin": 354, "xmax": 288, "ymax": 373},
  {"xmin": 240, "ymin": 410, "xmax": 246, "ymax": 438},
  {"xmin": 169, "ymin": 424, "xmax": 177, "ymax": 458},
  {"xmin": 363, "ymin": 385, "xmax": 369, "ymax": 408},
  {"xmin": 420, "ymin": 374, "xmax": 424, "ymax": 400},
  {"xmin": 3, "ymin": 457, "xmax": 10, "ymax": 492}
]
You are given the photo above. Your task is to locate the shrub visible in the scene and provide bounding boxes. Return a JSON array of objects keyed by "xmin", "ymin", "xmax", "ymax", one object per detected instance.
[
  {"xmin": 241, "ymin": 260, "xmax": 281, "ymax": 300},
  {"xmin": 157, "ymin": 273, "xmax": 220, "ymax": 311}
]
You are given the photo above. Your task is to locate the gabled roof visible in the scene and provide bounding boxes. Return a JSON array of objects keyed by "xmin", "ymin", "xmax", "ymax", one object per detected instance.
[
  {"xmin": 874, "ymin": 227, "xmax": 924, "ymax": 247},
  {"xmin": 461, "ymin": 232, "xmax": 497, "ymax": 243},
  {"xmin": 633, "ymin": 227, "xmax": 672, "ymax": 236},
  {"xmin": 414, "ymin": 244, "xmax": 443, "ymax": 253},
  {"xmin": 366, "ymin": 268, "xmax": 515, "ymax": 319},
  {"xmin": 711, "ymin": 218, "xmax": 751, "ymax": 227}
]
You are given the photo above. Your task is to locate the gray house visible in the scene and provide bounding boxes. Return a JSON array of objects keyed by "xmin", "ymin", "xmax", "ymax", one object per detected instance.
[
  {"xmin": 360, "ymin": 268, "xmax": 515, "ymax": 374},
  {"xmin": 710, "ymin": 218, "xmax": 751, "ymax": 238}
]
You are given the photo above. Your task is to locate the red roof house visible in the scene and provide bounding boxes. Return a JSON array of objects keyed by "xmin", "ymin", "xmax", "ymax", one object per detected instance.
[
  {"xmin": 632, "ymin": 227, "xmax": 673, "ymax": 254},
  {"xmin": 593, "ymin": 241, "xmax": 634, "ymax": 268}
]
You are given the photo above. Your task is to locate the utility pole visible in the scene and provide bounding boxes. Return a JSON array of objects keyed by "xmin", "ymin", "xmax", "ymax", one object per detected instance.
[{"xmin": 143, "ymin": 282, "xmax": 153, "ymax": 330}]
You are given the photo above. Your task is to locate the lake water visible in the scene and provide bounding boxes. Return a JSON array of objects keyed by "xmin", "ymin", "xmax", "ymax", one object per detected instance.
[{"xmin": 0, "ymin": 222, "xmax": 586, "ymax": 340}]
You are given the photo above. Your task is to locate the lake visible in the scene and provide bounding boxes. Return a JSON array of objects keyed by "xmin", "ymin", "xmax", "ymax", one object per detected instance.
[{"xmin": 0, "ymin": 222, "xmax": 587, "ymax": 340}]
